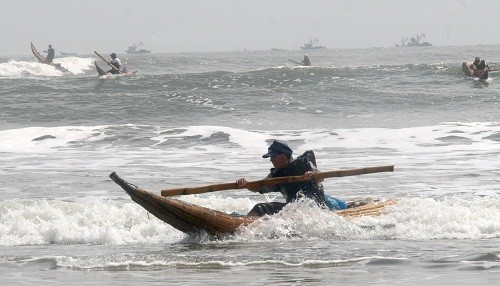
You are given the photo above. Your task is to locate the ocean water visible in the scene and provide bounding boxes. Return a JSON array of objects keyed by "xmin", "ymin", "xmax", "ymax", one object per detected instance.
[{"xmin": 0, "ymin": 45, "xmax": 499, "ymax": 285}]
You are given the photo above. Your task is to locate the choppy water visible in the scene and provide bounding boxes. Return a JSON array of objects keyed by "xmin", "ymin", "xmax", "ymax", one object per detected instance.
[{"xmin": 1, "ymin": 45, "xmax": 499, "ymax": 285}]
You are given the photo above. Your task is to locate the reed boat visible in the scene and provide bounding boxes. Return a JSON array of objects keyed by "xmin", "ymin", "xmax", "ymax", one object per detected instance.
[
  {"xmin": 30, "ymin": 42, "xmax": 68, "ymax": 72},
  {"xmin": 462, "ymin": 61, "xmax": 491, "ymax": 80},
  {"xmin": 95, "ymin": 62, "xmax": 107, "ymax": 76},
  {"xmin": 94, "ymin": 51, "xmax": 135, "ymax": 76},
  {"xmin": 94, "ymin": 62, "xmax": 135, "ymax": 76},
  {"xmin": 109, "ymin": 172, "xmax": 396, "ymax": 238}
]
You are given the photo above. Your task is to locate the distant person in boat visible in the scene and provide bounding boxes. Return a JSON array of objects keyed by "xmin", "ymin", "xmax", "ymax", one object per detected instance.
[
  {"xmin": 470, "ymin": 57, "xmax": 481, "ymax": 70},
  {"xmin": 477, "ymin": 60, "xmax": 490, "ymax": 80},
  {"xmin": 44, "ymin": 44, "xmax": 55, "ymax": 64},
  {"xmin": 236, "ymin": 140, "xmax": 343, "ymax": 216},
  {"xmin": 108, "ymin": 53, "xmax": 123, "ymax": 74},
  {"xmin": 471, "ymin": 58, "xmax": 489, "ymax": 79},
  {"xmin": 300, "ymin": 54, "xmax": 311, "ymax": 66},
  {"xmin": 477, "ymin": 60, "xmax": 490, "ymax": 71}
]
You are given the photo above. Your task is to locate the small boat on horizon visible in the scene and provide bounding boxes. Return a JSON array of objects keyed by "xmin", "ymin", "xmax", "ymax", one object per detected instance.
[
  {"xmin": 60, "ymin": 52, "xmax": 78, "ymax": 56},
  {"xmin": 395, "ymin": 33, "xmax": 432, "ymax": 47},
  {"xmin": 126, "ymin": 42, "xmax": 151, "ymax": 54},
  {"xmin": 301, "ymin": 38, "xmax": 326, "ymax": 50}
]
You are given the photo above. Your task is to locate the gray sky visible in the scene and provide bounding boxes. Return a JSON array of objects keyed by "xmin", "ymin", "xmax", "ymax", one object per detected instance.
[{"xmin": 1, "ymin": 0, "xmax": 499, "ymax": 56}]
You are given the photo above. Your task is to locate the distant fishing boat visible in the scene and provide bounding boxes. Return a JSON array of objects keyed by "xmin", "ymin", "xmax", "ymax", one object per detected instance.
[
  {"xmin": 271, "ymin": 48, "xmax": 287, "ymax": 51},
  {"xmin": 395, "ymin": 33, "xmax": 432, "ymax": 47},
  {"xmin": 126, "ymin": 42, "xmax": 151, "ymax": 54},
  {"xmin": 60, "ymin": 52, "xmax": 78, "ymax": 56},
  {"xmin": 301, "ymin": 38, "xmax": 326, "ymax": 50}
]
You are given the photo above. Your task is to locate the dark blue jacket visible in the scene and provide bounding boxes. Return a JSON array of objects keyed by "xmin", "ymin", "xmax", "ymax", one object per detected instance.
[{"xmin": 258, "ymin": 150, "xmax": 326, "ymax": 205}]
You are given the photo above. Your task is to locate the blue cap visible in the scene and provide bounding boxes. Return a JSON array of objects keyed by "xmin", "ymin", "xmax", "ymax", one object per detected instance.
[{"xmin": 262, "ymin": 140, "xmax": 293, "ymax": 158}]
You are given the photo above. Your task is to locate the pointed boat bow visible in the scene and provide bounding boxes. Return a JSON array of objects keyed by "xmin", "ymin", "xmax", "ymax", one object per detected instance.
[{"xmin": 109, "ymin": 172, "xmax": 256, "ymax": 236}]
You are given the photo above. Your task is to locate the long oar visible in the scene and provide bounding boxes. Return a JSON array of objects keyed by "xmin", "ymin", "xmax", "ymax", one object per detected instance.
[
  {"xmin": 161, "ymin": 165, "xmax": 394, "ymax": 197},
  {"xmin": 94, "ymin": 51, "xmax": 121, "ymax": 73},
  {"xmin": 288, "ymin": 59, "xmax": 302, "ymax": 65}
]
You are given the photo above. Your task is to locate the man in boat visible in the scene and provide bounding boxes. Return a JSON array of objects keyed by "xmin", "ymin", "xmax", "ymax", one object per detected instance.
[
  {"xmin": 108, "ymin": 53, "xmax": 123, "ymax": 74},
  {"xmin": 477, "ymin": 60, "xmax": 490, "ymax": 71},
  {"xmin": 300, "ymin": 54, "xmax": 311, "ymax": 66},
  {"xmin": 471, "ymin": 58, "xmax": 490, "ymax": 79},
  {"xmin": 477, "ymin": 60, "xmax": 490, "ymax": 80},
  {"xmin": 236, "ymin": 140, "xmax": 333, "ymax": 216},
  {"xmin": 44, "ymin": 44, "xmax": 55, "ymax": 64},
  {"xmin": 467, "ymin": 57, "xmax": 489, "ymax": 79},
  {"xmin": 470, "ymin": 57, "xmax": 481, "ymax": 70}
]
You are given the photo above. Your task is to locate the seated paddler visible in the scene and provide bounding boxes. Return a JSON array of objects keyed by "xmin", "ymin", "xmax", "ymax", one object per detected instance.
[
  {"xmin": 470, "ymin": 57, "xmax": 481, "ymax": 70},
  {"xmin": 236, "ymin": 140, "xmax": 348, "ymax": 217},
  {"xmin": 108, "ymin": 53, "xmax": 123, "ymax": 74}
]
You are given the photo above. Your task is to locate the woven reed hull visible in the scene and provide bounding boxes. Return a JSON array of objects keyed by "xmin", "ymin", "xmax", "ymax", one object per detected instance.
[
  {"xmin": 463, "ymin": 62, "xmax": 474, "ymax": 76},
  {"xmin": 109, "ymin": 173, "xmax": 395, "ymax": 237},
  {"xmin": 336, "ymin": 199, "xmax": 396, "ymax": 218},
  {"xmin": 31, "ymin": 42, "xmax": 46, "ymax": 63},
  {"xmin": 94, "ymin": 63, "xmax": 135, "ymax": 76},
  {"xmin": 30, "ymin": 42, "xmax": 68, "ymax": 72},
  {"xmin": 110, "ymin": 172, "xmax": 256, "ymax": 236},
  {"xmin": 95, "ymin": 62, "xmax": 107, "ymax": 76}
]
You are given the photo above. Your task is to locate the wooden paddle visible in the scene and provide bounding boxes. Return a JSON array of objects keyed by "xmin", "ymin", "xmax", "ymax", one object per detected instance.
[
  {"xmin": 288, "ymin": 59, "xmax": 302, "ymax": 65},
  {"xmin": 161, "ymin": 165, "xmax": 394, "ymax": 197},
  {"xmin": 94, "ymin": 51, "xmax": 121, "ymax": 73}
]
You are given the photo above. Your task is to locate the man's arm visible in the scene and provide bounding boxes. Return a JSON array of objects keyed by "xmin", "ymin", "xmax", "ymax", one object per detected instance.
[{"xmin": 236, "ymin": 175, "xmax": 279, "ymax": 193}]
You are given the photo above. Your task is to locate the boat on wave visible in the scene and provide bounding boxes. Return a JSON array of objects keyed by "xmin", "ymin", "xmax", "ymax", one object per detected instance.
[
  {"xmin": 125, "ymin": 42, "xmax": 151, "ymax": 54},
  {"xmin": 94, "ymin": 61, "xmax": 134, "ymax": 77},
  {"xmin": 30, "ymin": 42, "xmax": 68, "ymax": 72},
  {"xmin": 462, "ymin": 62, "xmax": 490, "ymax": 80},
  {"xmin": 94, "ymin": 51, "xmax": 135, "ymax": 76},
  {"xmin": 109, "ymin": 166, "xmax": 396, "ymax": 238},
  {"xmin": 94, "ymin": 61, "xmax": 107, "ymax": 76}
]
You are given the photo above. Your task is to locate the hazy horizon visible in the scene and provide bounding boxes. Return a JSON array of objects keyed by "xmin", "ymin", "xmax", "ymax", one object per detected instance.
[{"xmin": 2, "ymin": 0, "xmax": 500, "ymax": 57}]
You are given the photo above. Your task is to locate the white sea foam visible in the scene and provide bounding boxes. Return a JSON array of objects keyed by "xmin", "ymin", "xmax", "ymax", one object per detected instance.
[
  {"xmin": 151, "ymin": 122, "xmax": 500, "ymax": 155},
  {"xmin": 1, "ymin": 196, "xmax": 499, "ymax": 246},
  {"xmin": 31, "ymin": 255, "xmax": 377, "ymax": 270},
  {"xmin": 52, "ymin": 56, "xmax": 94, "ymax": 74},
  {"xmin": 234, "ymin": 196, "xmax": 500, "ymax": 241},
  {"xmin": 0, "ymin": 199, "xmax": 183, "ymax": 246},
  {"xmin": 0, "ymin": 57, "xmax": 94, "ymax": 77},
  {"xmin": 2, "ymin": 122, "xmax": 498, "ymax": 155},
  {"xmin": 0, "ymin": 60, "xmax": 62, "ymax": 77},
  {"xmin": 0, "ymin": 125, "xmax": 109, "ymax": 153}
]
